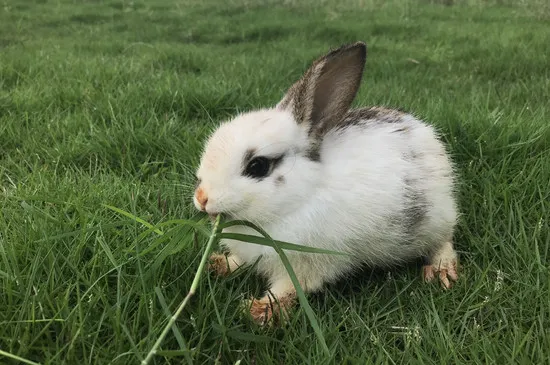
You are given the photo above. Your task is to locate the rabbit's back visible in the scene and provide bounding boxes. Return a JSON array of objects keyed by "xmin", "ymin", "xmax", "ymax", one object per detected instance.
[{"xmin": 301, "ymin": 109, "xmax": 457, "ymax": 263}]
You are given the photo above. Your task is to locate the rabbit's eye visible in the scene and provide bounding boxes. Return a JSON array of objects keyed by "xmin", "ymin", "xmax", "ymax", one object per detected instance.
[{"xmin": 245, "ymin": 157, "xmax": 271, "ymax": 178}]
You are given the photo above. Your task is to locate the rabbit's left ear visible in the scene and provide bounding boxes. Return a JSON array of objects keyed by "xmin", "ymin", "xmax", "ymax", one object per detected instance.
[{"xmin": 277, "ymin": 42, "xmax": 367, "ymax": 139}]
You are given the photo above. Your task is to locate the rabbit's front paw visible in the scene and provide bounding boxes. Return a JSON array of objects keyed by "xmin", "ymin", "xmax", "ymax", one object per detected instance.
[
  {"xmin": 243, "ymin": 293, "xmax": 296, "ymax": 326},
  {"xmin": 208, "ymin": 253, "xmax": 241, "ymax": 277}
]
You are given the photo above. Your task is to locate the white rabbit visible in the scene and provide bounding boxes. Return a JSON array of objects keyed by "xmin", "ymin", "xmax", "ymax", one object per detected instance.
[{"xmin": 193, "ymin": 42, "xmax": 459, "ymax": 324}]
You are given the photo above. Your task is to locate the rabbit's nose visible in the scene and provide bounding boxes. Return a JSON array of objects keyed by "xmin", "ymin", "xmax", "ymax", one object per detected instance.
[{"xmin": 195, "ymin": 187, "xmax": 208, "ymax": 211}]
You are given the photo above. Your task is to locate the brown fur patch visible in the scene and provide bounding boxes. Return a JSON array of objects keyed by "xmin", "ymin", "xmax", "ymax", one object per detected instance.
[{"xmin": 208, "ymin": 253, "xmax": 231, "ymax": 277}]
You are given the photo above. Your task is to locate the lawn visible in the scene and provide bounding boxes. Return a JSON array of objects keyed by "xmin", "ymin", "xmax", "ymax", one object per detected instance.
[{"xmin": 1, "ymin": 0, "xmax": 549, "ymax": 364}]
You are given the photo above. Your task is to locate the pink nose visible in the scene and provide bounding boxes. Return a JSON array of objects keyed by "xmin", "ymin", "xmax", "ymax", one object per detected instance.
[{"xmin": 195, "ymin": 187, "xmax": 208, "ymax": 211}]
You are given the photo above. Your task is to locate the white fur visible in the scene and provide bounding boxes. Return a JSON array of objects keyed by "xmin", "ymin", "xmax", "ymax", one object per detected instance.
[{"xmin": 195, "ymin": 108, "xmax": 457, "ymax": 297}]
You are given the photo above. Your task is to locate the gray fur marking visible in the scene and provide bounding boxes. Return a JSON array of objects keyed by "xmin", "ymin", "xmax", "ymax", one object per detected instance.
[
  {"xmin": 242, "ymin": 148, "xmax": 256, "ymax": 167},
  {"xmin": 402, "ymin": 177, "xmax": 429, "ymax": 241},
  {"xmin": 336, "ymin": 107, "xmax": 407, "ymax": 132}
]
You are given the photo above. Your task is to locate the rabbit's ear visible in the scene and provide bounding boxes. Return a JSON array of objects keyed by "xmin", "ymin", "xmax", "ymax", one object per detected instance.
[{"xmin": 277, "ymin": 42, "xmax": 367, "ymax": 138}]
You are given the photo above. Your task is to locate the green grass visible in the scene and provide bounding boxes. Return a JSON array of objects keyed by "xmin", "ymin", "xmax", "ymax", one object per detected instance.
[{"xmin": 1, "ymin": 0, "xmax": 549, "ymax": 363}]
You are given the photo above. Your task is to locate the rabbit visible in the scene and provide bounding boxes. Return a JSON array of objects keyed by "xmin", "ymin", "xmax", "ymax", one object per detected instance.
[{"xmin": 193, "ymin": 41, "xmax": 459, "ymax": 325}]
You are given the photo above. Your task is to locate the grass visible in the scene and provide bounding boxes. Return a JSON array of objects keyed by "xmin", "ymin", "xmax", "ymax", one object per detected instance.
[{"xmin": 1, "ymin": 0, "xmax": 549, "ymax": 363}]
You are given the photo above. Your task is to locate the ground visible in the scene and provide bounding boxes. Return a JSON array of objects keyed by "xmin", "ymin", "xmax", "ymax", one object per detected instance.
[{"xmin": 1, "ymin": 0, "xmax": 549, "ymax": 364}]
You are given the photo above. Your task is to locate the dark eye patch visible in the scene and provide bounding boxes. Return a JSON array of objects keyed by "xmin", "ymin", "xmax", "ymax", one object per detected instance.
[
  {"xmin": 242, "ymin": 151, "xmax": 284, "ymax": 180},
  {"xmin": 245, "ymin": 157, "xmax": 271, "ymax": 178}
]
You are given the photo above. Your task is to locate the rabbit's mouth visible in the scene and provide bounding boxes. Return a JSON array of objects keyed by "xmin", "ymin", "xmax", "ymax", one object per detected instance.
[{"xmin": 208, "ymin": 212, "xmax": 238, "ymax": 222}]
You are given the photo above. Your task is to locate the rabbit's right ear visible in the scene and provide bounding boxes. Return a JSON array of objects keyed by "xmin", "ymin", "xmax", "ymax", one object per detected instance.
[{"xmin": 277, "ymin": 42, "xmax": 367, "ymax": 139}]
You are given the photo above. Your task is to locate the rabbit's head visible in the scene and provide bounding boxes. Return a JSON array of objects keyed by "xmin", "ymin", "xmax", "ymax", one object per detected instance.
[{"xmin": 193, "ymin": 42, "xmax": 367, "ymax": 224}]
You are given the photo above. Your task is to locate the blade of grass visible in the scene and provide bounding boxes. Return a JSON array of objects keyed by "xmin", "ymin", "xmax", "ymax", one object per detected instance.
[
  {"xmin": 141, "ymin": 214, "xmax": 222, "ymax": 365},
  {"xmin": 0, "ymin": 270, "xmax": 13, "ymax": 280},
  {"xmin": 120, "ymin": 324, "xmax": 144, "ymax": 363},
  {"xmin": 211, "ymin": 322, "xmax": 276, "ymax": 343},
  {"xmin": 136, "ymin": 221, "xmax": 207, "ymax": 259},
  {"xmin": 150, "ymin": 224, "xmax": 198, "ymax": 274},
  {"xmin": 154, "ymin": 287, "xmax": 193, "ymax": 365},
  {"xmin": 151, "ymin": 218, "xmax": 211, "ymax": 237},
  {"xmin": 222, "ymin": 220, "xmax": 331, "ymax": 356},
  {"xmin": 20, "ymin": 201, "xmax": 61, "ymax": 224},
  {"xmin": 135, "ymin": 217, "xmax": 211, "ymax": 246},
  {"xmin": 155, "ymin": 350, "xmax": 195, "ymax": 358},
  {"xmin": 218, "ymin": 232, "xmax": 348, "ymax": 256},
  {"xmin": 97, "ymin": 235, "xmax": 119, "ymax": 269},
  {"xmin": 34, "ymin": 220, "xmax": 135, "ymax": 243},
  {"xmin": 102, "ymin": 204, "xmax": 164, "ymax": 236},
  {"xmin": 0, "ymin": 318, "xmax": 64, "ymax": 324},
  {"xmin": 0, "ymin": 349, "xmax": 41, "ymax": 365}
]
